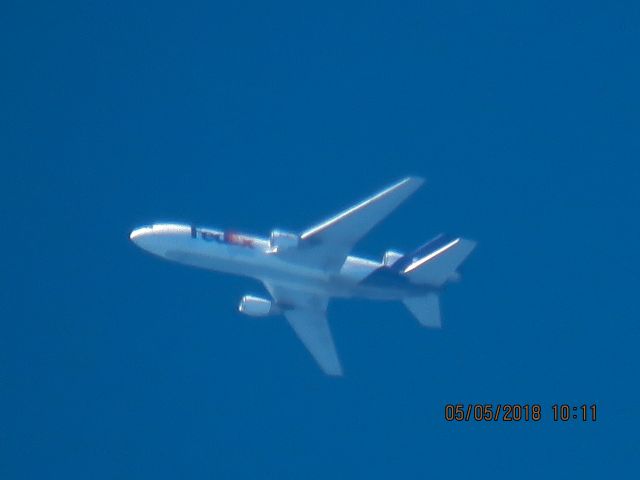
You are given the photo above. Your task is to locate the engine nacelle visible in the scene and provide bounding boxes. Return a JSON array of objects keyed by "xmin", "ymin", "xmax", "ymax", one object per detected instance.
[
  {"xmin": 238, "ymin": 295, "xmax": 280, "ymax": 317},
  {"xmin": 269, "ymin": 230, "xmax": 299, "ymax": 252},
  {"xmin": 383, "ymin": 250, "xmax": 404, "ymax": 267}
]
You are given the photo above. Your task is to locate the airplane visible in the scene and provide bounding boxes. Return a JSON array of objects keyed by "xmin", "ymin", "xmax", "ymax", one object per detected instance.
[{"xmin": 130, "ymin": 177, "xmax": 476, "ymax": 376}]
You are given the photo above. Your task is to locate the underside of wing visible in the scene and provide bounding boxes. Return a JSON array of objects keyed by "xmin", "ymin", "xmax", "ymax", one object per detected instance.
[
  {"xmin": 264, "ymin": 283, "xmax": 342, "ymax": 376},
  {"xmin": 284, "ymin": 309, "xmax": 342, "ymax": 376},
  {"xmin": 279, "ymin": 177, "xmax": 424, "ymax": 272}
]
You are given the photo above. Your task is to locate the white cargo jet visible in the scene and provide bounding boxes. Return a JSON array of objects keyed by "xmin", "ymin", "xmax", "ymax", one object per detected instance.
[{"xmin": 130, "ymin": 177, "xmax": 475, "ymax": 376}]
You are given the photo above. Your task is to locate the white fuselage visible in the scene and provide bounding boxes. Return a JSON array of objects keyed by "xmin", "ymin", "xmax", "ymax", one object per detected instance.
[{"xmin": 130, "ymin": 223, "xmax": 419, "ymax": 301}]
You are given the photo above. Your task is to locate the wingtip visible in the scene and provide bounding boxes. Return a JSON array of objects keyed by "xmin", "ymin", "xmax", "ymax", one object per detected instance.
[
  {"xmin": 404, "ymin": 176, "xmax": 426, "ymax": 188},
  {"xmin": 324, "ymin": 360, "xmax": 344, "ymax": 377},
  {"xmin": 460, "ymin": 238, "xmax": 478, "ymax": 252},
  {"xmin": 321, "ymin": 360, "xmax": 344, "ymax": 377}
]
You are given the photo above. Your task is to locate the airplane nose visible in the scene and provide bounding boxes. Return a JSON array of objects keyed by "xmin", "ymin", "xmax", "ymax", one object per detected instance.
[
  {"xmin": 129, "ymin": 226, "xmax": 153, "ymax": 244},
  {"xmin": 130, "ymin": 224, "xmax": 190, "ymax": 256}
]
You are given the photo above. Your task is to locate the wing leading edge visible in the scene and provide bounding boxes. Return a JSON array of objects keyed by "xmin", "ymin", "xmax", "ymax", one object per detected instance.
[{"xmin": 282, "ymin": 177, "xmax": 424, "ymax": 272}]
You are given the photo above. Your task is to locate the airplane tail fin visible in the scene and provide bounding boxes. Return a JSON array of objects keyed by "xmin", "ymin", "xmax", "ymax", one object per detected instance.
[
  {"xmin": 403, "ymin": 293, "xmax": 441, "ymax": 328},
  {"xmin": 397, "ymin": 235, "xmax": 475, "ymax": 328},
  {"xmin": 395, "ymin": 235, "xmax": 476, "ymax": 287}
]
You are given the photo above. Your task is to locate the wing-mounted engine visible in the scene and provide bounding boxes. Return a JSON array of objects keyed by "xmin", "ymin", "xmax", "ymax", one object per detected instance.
[
  {"xmin": 269, "ymin": 230, "xmax": 299, "ymax": 253},
  {"xmin": 383, "ymin": 250, "xmax": 403, "ymax": 267},
  {"xmin": 238, "ymin": 295, "xmax": 282, "ymax": 317}
]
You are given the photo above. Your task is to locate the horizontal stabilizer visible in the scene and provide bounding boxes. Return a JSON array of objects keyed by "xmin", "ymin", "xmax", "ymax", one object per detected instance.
[
  {"xmin": 403, "ymin": 293, "xmax": 441, "ymax": 328},
  {"xmin": 392, "ymin": 234, "xmax": 450, "ymax": 272},
  {"xmin": 403, "ymin": 237, "xmax": 476, "ymax": 287}
]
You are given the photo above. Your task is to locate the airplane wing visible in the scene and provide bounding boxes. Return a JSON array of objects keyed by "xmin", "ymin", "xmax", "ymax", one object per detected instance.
[
  {"xmin": 264, "ymin": 283, "xmax": 342, "ymax": 376},
  {"xmin": 291, "ymin": 177, "xmax": 424, "ymax": 272}
]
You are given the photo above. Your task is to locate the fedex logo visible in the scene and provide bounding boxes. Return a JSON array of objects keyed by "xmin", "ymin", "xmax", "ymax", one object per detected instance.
[{"xmin": 191, "ymin": 226, "xmax": 255, "ymax": 248}]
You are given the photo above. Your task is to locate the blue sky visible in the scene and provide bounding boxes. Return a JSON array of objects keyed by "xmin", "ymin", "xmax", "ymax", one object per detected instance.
[{"xmin": 2, "ymin": 1, "xmax": 639, "ymax": 478}]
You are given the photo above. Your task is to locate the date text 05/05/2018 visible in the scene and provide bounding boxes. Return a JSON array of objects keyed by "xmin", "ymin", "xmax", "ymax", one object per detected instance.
[{"xmin": 444, "ymin": 404, "xmax": 597, "ymax": 422}]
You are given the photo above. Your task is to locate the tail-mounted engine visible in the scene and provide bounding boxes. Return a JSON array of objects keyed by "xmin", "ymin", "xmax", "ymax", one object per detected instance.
[
  {"xmin": 269, "ymin": 230, "xmax": 299, "ymax": 252},
  {"xmin": 238, "ymin": 295, "xmax": 281, "ymax": 317}
]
